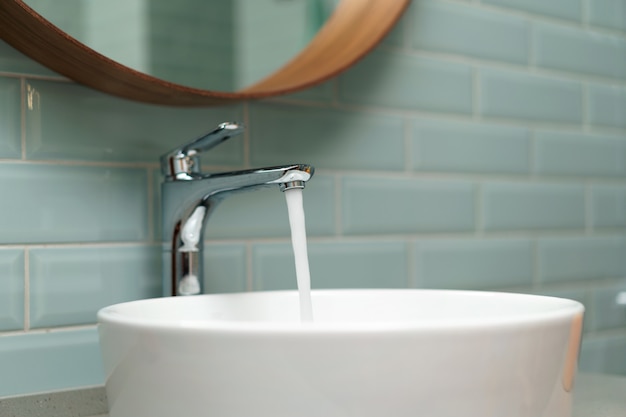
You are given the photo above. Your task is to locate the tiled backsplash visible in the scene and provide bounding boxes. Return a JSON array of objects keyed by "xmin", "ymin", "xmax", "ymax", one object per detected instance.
[{"xmin": 1, "ymin": 0, "xmax": 625, "ymax": 397}]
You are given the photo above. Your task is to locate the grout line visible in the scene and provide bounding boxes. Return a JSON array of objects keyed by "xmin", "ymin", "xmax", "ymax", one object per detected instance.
[
  {"xmin": 474, "ymin": 183, "xmax": 484, "ymax": 236},
  {"xmin": 242, "ymin": 102, "xmax": 251, "ymax": 168},
  {"xmin": 0, "ymin": 71, "xmax": 68, "ymax": 82},
  {"xmin": 528, "ymin": 22, "xmax": 537, "ymax": 70},
  {"xmin": 581, "ymin": 0, "xmax": 590, "ymax": 29},
  {"xmin": 404, "ymin": 117, "xmax": 413, "ymax": 173},
  {"xmin": 532, "ymin": 278, "xmax": 620, "ymax": 293},
  {"xmin": 146, "ymin": 168, "xmax": 155, "ymax": 242},
  {"xmin": 0, "ymin": 324, "xmax": 98, "ymax": 338},
  {"xmin": 472, "ymin": 68, "xmax": 481, "ymax": 120},
  {"xmin": 378, "ymin": 39, "xmax": 625, "ymax": 88},
  {"xmin": 5, "ymin": 135, "xmax": 626, "ymax": 171},
  {"xmin": 528, "ymin": 129, "xmax": 537, "ymax": 176},
  {"xmin": 585, "ymin": 182, "xmax": 594, "ymax": 235},
  {"xmin": 380, "ymin": 43, "xmax": 626, "ymax": 86},
  {"xmin": 584, "ymin": 327, "xmax": 626, "ymax": 339},
  {"xmin": 334, "ymin": 174, "xmax": 343, "ymax": 236},
  {"xmin": 0, "ymin": 158, "xmax": 159, "ymax": 169},
  {"xmin": 291, "ymin": 168, "xmax": 626, "ymax": 185},
  {"xmin": 245, "ymin": 242, "xmax": 254, "ymax": 291},
  {"xmin": 442, "ymin": 0, "xmax": 626, "ymax": 39},
  {"xmin": 584, "ymin": 282, "xmax": 596, "ymax": 333},
  {"xmin": 582, "ymin": 83, "xmax": 590, "ymax": 133},
  {"xmin": 4, "ymin": 163, "xmax": 624, "ymax": 186},
  {"xmin": 242, "ymin": 101, "xmax": 253, "ymax": 167},
  {"xmin": 531, "ymin": 239, "xmax": 540, "ymax": 291},
  {"xmin": 407, "ymin": 240, "xmax": 417, "ymax": 288},
  {"xmin": 331, "ymin": 78, "xmax": 340, "ymax": 106},
  {"xmin": 20, "ymin": 77, "xmax": 26, "ymax": 160},
  {"xmin": 402, "ymin": 1, "xmax": 413, "ymax": 51},
  {"xmin": 0, "ymin": 241, "xmax": 159, "ymax": 250},
  {"xmin": 267, "ymin": 95, "xmax": 626, "ymax": 135},
  {"xmin": 416, "ymin": 0, "xmax": 557, "ymax": 32},
  {"xmin": 23, "ymin": 247, "xmax": 30, "ymax": 332},
  {"xmin": 200, "ymin": 228, "xmax": 626, "ymax": 246},
  {"xmin": 467, "ymin": 1, "xmax": 625, "ymax": 37}
]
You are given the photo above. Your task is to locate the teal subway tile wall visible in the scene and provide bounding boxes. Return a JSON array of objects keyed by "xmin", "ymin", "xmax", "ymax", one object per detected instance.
[{"xmin": 1, "ymin": 0, "xmax": 625, "ymax": 398}]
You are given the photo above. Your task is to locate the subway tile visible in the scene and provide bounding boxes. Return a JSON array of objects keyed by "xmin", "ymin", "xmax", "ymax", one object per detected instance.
[
  {"xmin": 25, "ymin": 4, "xmax": 84, "ymax": 43},
  {"xmin": 592, "ymin": 185, "xmax": 626, "ymax": 228},
  {"xmin": 150, "ymin": 0, "xmax": 230, "ymax": 18},
  {"xmin": 412, "ymin": 119, "xmax": 530, "ymax": 174},
  {"xmin": 0, "ymin": 250, "xmax": 25, "ymax": 332},
  {"xmin": 282, "ymin": 81, "xmax": 335, "ymax": 102},
  {"xmin": 588, "ymin": 0, "xmax": 626, "ymax": 32},
  {"xmin": 381, "ymin": 12, "xmax": 406, "ymax": 47},
  {"xmin": 480, "ymin": 69, "xmax": 582, "ymax": 123},
  {"xmin": 149, "ymin": 25, "xmax": 234, "ymax": 86},
  {"xmin": 483, "ymin": 182, "xmax": 585, "ymax": 231},
  {"xmin": 0, "ymin": 163, "xmax": 149, "ymax": 244},
  {"xmin": 203, "ymin": 244, "xmax": 247, "ymax": 293},
  {"xmin": 342, "ymin": 177, "xmax": 475, "ymax": 235},
  {"xmin": 231, "ymin": 2, "xmax": 323, "ymax": 91},
  {"xmin": 29, "ymin": 245, "xmax": 161, "ymax": 328},
  {"xmin": 535, "ymin": 131, "xmax": 626, "ymax": 177},
  {"xmin": 538, "ymin": 237, "xmax": 626, "ymax": 283},
  {"xmin": 588, "ymin": 84, "xmax": 626, "ymax": 129},
  {"xmin": 482, "ymin": 0, "xmax": 582, "ymax": 22},
  {"xmin": 580, "ymin": 334, "xmax": 626, "ymax": 375},
  {"xmin": 0, "ymin": 76, "xmax": 21, "ymax": 159},
  {"xmin": 589, "ymin": 280, "xmax": 626, "ymax": 331},
  {"xmin": 249, "ymin": 103, "xmax": 405, "ymax": 171},
  {"xmin": 338, "ymin": 50, "xmax": 473, "ymax": 114},
  {"xmin": 206, "ymin": 174, "xmax": 335, "ymax": 239},
  {"xmin": 412, "ymin": 1, "xmax": 529, "ymax": 64},
  {"xmin": 414, "ymin": 239, "xmax": 533, "ymax": 290},
  {"xmin": 0, "ymin": 40, "xmax": 58, "ymax": 77},
  {"xmin": 0, "ymin": 328, "xmax": 103, "ymax": 397},
  {"xmin": 252, "ymin": 241, "xmax": 408, "ymax": 290},
  {"xmin": 23, "ymin": 79, "xmax": 244, "ymax": 164},
  {"xmin": 535, "ymin": 23, "xmax": 626, "ymax": 79}
]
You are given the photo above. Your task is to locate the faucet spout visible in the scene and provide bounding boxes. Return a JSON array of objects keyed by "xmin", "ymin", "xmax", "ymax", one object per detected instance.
[
  {"xmin": 160, "ymin": 122, "xmax": 314, "ymax": 296},
  {"xmin": 198, "ymin": 163, "xmax": 313, "ymax": 193}
]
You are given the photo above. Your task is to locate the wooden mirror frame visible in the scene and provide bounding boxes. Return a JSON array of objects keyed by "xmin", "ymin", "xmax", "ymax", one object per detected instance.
[{"xmin": 0, "ymin": 0, "xmax": 410, "ymax": 106}]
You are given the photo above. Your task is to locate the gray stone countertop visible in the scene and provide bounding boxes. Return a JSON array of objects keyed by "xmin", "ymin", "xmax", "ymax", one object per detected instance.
[
  {"xmin": 572, "ymin": 373, "xmax": 626, "ymax": 417},
  {"xmin": 0, "ymin": 373, "xmax": 624, "ymax": 417}
]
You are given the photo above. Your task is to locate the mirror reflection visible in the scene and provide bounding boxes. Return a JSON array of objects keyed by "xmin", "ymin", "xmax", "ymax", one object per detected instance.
[{"xmin": 24, "ymin": 0, "xmax": 338, "ymax": 91}]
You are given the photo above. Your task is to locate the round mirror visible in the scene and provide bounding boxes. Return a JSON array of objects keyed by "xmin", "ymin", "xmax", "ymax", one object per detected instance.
[
  {"xmin": 0, "ymin": 0, "xmax": 410, "ymax": 106},
  {"xmin": 22, "ymin": 0, "xmax": 340, "ymax": 92}
]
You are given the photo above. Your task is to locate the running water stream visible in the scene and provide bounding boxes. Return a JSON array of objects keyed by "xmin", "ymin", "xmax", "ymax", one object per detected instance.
[{"xmin": 284, "ymin": 188, "xmax": 314, "ymax": 322}]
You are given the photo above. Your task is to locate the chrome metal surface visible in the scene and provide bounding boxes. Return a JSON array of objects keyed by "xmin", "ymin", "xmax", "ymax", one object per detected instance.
[
  {"xmin": 280, "ymin": 180, "xmax": 306, "ymax": 191},
  {"xmin": 161, "ymin": 122, "xmax": 244, "ymax": 180},
  {"xmin": 161, "ymin": 122, "xmax": 314, "ymax": 296}
]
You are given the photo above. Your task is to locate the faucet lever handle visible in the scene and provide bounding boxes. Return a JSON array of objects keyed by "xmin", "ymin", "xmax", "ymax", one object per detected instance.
[
  {"xmin": 180, "ymin": 122, "xmax": 244, "ymax": 156},
  {"xmin": 161, "ymin": 122, "xmax": 244, "ymax": 179}
]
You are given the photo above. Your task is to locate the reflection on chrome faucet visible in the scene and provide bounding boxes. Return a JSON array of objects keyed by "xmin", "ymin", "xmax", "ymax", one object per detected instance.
[{"xmin": 161, "ymin": 122, "xmax": 314, "ymax": 296}]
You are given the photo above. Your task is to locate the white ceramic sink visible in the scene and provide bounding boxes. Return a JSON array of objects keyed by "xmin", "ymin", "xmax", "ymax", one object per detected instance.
[{"xmin": 97, "ymin": 289, "xmax": 584, "ymax": 417}]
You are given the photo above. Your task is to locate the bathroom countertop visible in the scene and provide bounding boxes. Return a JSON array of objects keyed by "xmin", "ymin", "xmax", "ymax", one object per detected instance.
[
  {"xmin": 0, "ymin": 373, "xmax": 624, "ymax": 417},
  {"xmin": 573, "ymin": 373, "xmax": 626, "ymax": 417}
]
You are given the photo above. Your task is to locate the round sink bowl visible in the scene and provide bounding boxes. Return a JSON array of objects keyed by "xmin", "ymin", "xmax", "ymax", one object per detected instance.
[{"xmin": 98, "ymin": 289, "xmax": 584, "ymax": 417}]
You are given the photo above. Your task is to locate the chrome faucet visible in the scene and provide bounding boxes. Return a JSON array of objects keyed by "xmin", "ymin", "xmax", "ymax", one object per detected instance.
[{"xmin": 161, "ymin": 122, "xmax": 314, "ymax": 296}]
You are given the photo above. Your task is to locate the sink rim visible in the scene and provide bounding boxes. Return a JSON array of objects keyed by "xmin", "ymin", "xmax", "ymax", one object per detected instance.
[{"xmin": 97, "ymin": 289, "xmax": 584, "ymax": 334}]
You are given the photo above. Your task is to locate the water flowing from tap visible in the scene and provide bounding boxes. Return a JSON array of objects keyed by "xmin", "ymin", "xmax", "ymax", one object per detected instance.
[{"xmin": 284, "ymin": 188, "xmax": 314, "ymax": 322}]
